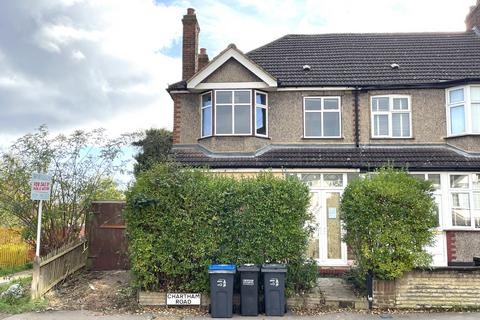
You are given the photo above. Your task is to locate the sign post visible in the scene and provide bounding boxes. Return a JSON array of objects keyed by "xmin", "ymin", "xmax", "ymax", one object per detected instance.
[{"xmin": 31, "ymin": 173, "xmax": 52, "ymax": 257}]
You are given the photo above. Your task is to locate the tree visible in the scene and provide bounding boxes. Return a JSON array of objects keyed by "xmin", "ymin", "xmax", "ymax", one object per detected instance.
[
  {"xmin": 340, "ymin": 167, "xmax": 437, "ymax": 280},
  {"xmin": 0, "ymin": 126, "xmax": 131, "ymax": 254},
  {"xmin": 132, "ymin": 128, "xmax": 172, "ymax": 176}
]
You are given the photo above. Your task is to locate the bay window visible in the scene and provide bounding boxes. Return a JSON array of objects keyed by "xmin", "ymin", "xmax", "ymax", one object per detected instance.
[
  {"xmin": 303, "ymin": 97, "xmax": 341, "ymax": 138},
  {"xmin": 449, "ymin": 173, "xmax": 480, "ymax": 228},
  {"xmin": 446, "ymin": 85, "xmax": 480, "ymax": 136},
  {"xmin": 371, "ymin": 95, "xmax": 411, "ymax": 138},
  {"xmin": 200, "ymin": 90, "xmax": 268, "ymax": 137}
]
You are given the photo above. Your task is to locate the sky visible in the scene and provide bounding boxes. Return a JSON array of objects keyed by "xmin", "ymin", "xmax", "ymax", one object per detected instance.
[{"xmin": 0, "ymin": 0, "xmax": 477, "ymax": 147}]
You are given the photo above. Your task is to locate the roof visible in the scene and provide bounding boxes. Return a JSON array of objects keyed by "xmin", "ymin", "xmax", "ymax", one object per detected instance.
[
  {"xmin": 172, "ymin": 145, "xmax": 480, "ymax": 171},
  {"xmin": 246, "ymin": 32, "xmax": 480, "ymax": 87}
]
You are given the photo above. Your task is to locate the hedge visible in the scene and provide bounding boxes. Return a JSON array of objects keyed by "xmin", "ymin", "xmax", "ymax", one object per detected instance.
[{"xmin": 125, "ymin": 163, "xmax": 315, "ymax": 294}]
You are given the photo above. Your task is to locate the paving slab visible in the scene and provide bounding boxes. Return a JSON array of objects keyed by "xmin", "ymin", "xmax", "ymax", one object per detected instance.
[{"xmin": 2, "ymin": 310, "xmax": 156, "ymax": 320}]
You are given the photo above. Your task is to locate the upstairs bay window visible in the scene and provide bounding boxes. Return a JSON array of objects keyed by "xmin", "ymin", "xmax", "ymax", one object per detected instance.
[
  {"xmin": 371, "ymin": 95, "xmax": 411, "ymax": 138},
  {"xmin": 200, "ymin": 90, "xmax": 269, "ymax": 138},
  {"xmin": 447, "ymin": 86, "xmax": 480, "ymax": 136},
  {"xmin": 303, "ymin": 97, "xmax": 341, "ymax": 138}
]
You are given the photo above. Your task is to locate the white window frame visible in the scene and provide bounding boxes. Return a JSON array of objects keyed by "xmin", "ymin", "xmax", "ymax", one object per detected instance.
[
  {"xmin": 303, "ymin": 96, "xmax": 342, "ymax": 138},
  {"xmin": 214, "ymin": 90, "xmax": 252, "ymax": 136},
  {"xmin": 448, "ymin": 173, "xmax": 480, "ymax": 230},
  {"xmin": 446, "ymin": 85, "xmax": 480, "ymax": 137},
  {"xmin": 200, "ymin": 91, "xmax": 212, "ymax": 138},
  {"xmin": 254, "ymin": 90, "xmax": 268, "ymax": 137},
  {"xmin": 409, "ymin": 172, "xmax": 443, "ymax": 229},
  {"xmin": 370, "ymin": 95, "xmax": 412, "ymax": 138}
]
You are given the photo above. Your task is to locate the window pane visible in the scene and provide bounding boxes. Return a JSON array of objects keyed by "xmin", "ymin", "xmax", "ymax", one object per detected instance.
[
  {"xmin": 323, "ymin": 112, "xmax": 340, "ymax": 136},
  {"xmin": 324, "ymin": 98, "xmax": 339, "ymax": 110},
  {"xmin": 473, "ymin": 174, "xmax": 480, "ymax": 190},
  {"xmin": 410, "ymin": 174, "xmax": 425, "ymax": 180},
  {"xmin": 323, "ymin": 173, "xmax": 343, "ymax": 187},
  {"xmin": 473, "ymin": 193, "xmax": 480, "ymax": 209},
  {"xmin": 449, "ymin": 88, "xmax": 464, "ymax": 104},
  {"xmin": 372, "ymin": 97, "xmax": 389, "ymax": 111},
  {"xmin": 450, "ymin": 105, "xmax": 465, "ymax": 134},
  {"xmin": 305, "ymin": 98, "xmax": 322, "ymax": 111},
  {"xmin": 472, "ymin": 104, "xmax": 480, "ymax": 133},
  {"xmin": 234, "ymin": 91, "xmax": 250, "ymax": 104},
  {"xmin": 305, "ymin": 112, "xmax": 322, "ymax": 136},
  {"xmin": 202, "ymin": 106, "xmax": 212, "ymax": 137},
  {"xmin": 393, "ymin": 98, "xmax": 408, "ymax": 110},
  {"xmin": 452, "ymin": 208, "xmax": 471, "ymax": 227},
  {"xmin": 216, "ymin": 105, "xmax": 232, "ymax": 134},
  {"xmin": 427, "ymin": 174, "xmax": 441, "ymax": 189},
  {"xmin": 452, "ymin": 193, "xmax": 470, "ymax": 208},
  {"xmin": 347, "ymin": 173, "xmax": 360, "ymax": 184},
  {"xmin": 234, "ymin": 105, "xmax": 251, "ymax": 134},
  {"xmin": 216, "ymin": 91, "xmax": 232, "ymax": 104},
  {"xmin": 470, "ymin": 87, "xmax": 480, "ymax": 101},
  {"xmin": 256, "ymin": 107, "xmax": 267, "ymax": 136},
  {"xmin": 256, "ymin": 92, "xmax": 266, "ymax": 105},
  {"xmin": 374, "ymin": 114, "xmax": 388, "ymax": 136},
  {"xmin": 450, "ymin": 175, "xmax": 469, "ymax": 188},
  {"xmin": 401, "ymin": 113, "xmax": 410, "ymax": 137},
  {"xmin": 433, "ymin": 195, "xmax": 441, "ymax": 228},
  {"xmin": 392, "ymin": 113, "xmax": 401, "ymax": 137},
  {"xmin": 301, "ymin": 174, "xmax": 321, "ymax": 187},
  {"xmin": 202, "ymin": 93, "xmax": 212, "ymax": 107}
]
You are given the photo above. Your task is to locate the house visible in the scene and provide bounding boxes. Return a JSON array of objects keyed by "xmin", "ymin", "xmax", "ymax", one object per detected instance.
[{"xmin": 167, "ymin": 3, "xmax": 480, "ymax": 269}]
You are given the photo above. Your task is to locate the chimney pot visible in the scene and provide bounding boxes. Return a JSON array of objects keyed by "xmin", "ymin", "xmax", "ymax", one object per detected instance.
[
  {"xmin": 187, "ymin": 8, "xmax": 195, "ymax": 15},
  {"xmin": 200, "ymin": 48, "xmax": 207, "ymax": 54}
]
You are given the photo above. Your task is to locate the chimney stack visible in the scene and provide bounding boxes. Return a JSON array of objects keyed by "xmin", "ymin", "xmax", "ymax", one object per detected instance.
[
  {"xmin": 466, "ymin": 0, "xmax": 480, "ymax": 31},
  {"xmin": 198, "ymin": 48, "xmax": 209, "ymax": 71},
  {"xmin": 182, "ymin": 8, "xmax": 200, "ymax": 80}
]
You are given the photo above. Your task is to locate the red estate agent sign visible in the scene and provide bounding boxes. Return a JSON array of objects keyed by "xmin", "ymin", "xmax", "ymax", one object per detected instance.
[
  {"xmin": 31, "ymin": 173, "xmax": 52, "ymax": 257},
  {"xmin": 31, "ymin": 173, "xmax": 52, "ymax": 201}
]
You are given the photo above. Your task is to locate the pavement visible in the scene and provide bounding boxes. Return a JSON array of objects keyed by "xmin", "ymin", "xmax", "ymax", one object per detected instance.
[
  {"xmin": 0, "ymin": 270, "xmax": 33, "ymax": 286},
  {"xmin": 2, "ymin": 311, "xmax": 480, "ymax": 320}
]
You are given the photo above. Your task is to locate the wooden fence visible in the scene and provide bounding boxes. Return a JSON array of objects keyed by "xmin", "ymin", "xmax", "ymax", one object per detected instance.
[
  {"xmin": 0, "ymin": 228, "xmax": 32, "ymax": 268},
  {"xmin": 31, "ymin": 237, "xmax": 88, "ymax": 299}
]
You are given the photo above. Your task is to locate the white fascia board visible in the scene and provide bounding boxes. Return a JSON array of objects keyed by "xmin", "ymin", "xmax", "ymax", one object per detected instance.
[
  {"xmin": 277, "ymin": 87, "xmax": 356, "ymax": 91},
  {"xmin": 187, "ymin": 47, "xmax": 277, "ymax": 89}
]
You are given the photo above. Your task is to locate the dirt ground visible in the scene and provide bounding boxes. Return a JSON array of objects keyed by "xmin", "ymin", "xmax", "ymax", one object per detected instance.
[{"xmin": 45, "ymin": 270, "xmax": 207, "ymax": 317}]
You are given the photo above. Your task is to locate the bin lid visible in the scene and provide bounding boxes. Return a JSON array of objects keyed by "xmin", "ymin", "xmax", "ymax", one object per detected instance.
[
  {"xmin": 237, "ymin": 264, "xmax": 260, "ymax": 272},
  {"xmin": 261, "ymin": 263, "xmax": 287, "ymax": 273},
  {"xmin": 208, "ymin": 264, "xmax": 236, "ymax": 273}
]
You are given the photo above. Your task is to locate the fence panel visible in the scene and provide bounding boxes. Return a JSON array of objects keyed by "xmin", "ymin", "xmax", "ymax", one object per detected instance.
[
  {"xmin": 0, "ymin": 228, "xmax": 32, "ymax": 268},
  {"xmin": 31, "ymin": 237, "xmax": 88, "ymax": 298}
]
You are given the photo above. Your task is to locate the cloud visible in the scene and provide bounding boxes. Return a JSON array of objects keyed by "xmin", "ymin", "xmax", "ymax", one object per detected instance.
[{"xmin": 0, "ymin": 0, "xmax": 183, "ymax": 137}]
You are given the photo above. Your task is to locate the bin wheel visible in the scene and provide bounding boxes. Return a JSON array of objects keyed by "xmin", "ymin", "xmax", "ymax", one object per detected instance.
[
  {"xmin": 232, "ymin": 304, "xmax": 237, "ymax": 314},
  {"xmin": 208, "ymin": 304, "xmax": 211, "ymax": 313},
  {"xmin": 285, "ymin": 303, "xmax": 288, "ymax": 313}
]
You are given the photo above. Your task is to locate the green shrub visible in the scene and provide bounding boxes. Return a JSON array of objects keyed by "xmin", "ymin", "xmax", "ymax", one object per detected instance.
[
  {"xmin": 286, "ymin": 258, "xmax": 318, "ymax": 296},
  {"xmin": 340, "ymin": 167, "xmax": 437, "ymax": 280},
  {"xmin": 343, "ymin": 267, "xmax": 366, "ymax": 296},
  {"xmin": 125, "ymin": 163, "xmax": 314, "ymax": 294}
]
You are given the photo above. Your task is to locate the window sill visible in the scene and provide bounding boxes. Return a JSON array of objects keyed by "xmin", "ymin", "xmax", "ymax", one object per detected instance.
[
  {"xmin": 444, "ymin": 133, "xmax": 480, "ymax": 139},
  {"xmin": 197, "ymin": 135, "xmax": 271, "ymax": 141},
  {"xmin": 370, "ymin": 137, "xmax": 414, "ymax": 140},
  {"xmin": 302, "ymin": 137, "xmax": 344, "ymax": 140},
  {"xmin": 441, "ymin": 227, "xmax": 480, "ymax": 232}
]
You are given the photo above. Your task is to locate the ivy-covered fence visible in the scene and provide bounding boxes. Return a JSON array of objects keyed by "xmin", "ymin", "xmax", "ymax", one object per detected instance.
[{"xmin": 125, "ymin": 163, "xmax": 317, "ymax": 295}]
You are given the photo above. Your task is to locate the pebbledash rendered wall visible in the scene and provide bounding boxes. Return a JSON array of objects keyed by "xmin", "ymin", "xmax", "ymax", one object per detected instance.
[{"xmin": 373, "ymin": 267, "xmax": 480, "ymax": 309}]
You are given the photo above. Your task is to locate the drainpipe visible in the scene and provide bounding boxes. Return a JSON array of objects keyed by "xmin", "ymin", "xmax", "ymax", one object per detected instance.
[{"xmin": 354, "ymin": 87, "xmax": 360, "ymax": 148}]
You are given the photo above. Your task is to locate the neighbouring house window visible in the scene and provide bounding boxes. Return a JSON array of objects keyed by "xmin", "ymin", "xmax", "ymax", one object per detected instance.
[
  {"xmin": 201, "ymin": 92, "xmax": 212, "ymax": 137},
  {"xmin": 447, "ymin": 86, "xmax": 480, "ymax": 136},
  {"xmin": 215, "ymin": 90, "xmax": 252, "ymax": 135},
  {"xmin": 450, "ymin": 173, "xmax": 480, "ymax": 228},
  {"xmin": 371, "ymin": 95, "xmax": 411, "ymax": 138},
  {"xmin": 255, "ymin": 91, "xmax": 268, "ymax": 136},
  {"xmin": 303, "ymin": 97, "xmax": 341, "ymax": 138}
]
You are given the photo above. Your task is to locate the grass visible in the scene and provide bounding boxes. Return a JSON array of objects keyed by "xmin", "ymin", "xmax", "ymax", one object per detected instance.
[
  {"xmin": 0, "ymin": 276, "xmax": 47, "ymax": 314},
  {"xmin": 0, "ymin": 262, "xmax": 33, "ymax": 277}
]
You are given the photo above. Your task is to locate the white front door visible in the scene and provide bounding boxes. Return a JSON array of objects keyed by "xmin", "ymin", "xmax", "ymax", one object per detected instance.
[{"xmin": 308, "ymin": 191, "xmax": 348, "ymax": 266}]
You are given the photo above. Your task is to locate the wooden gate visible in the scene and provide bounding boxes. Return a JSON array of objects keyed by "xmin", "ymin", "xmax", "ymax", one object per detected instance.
[{"xmin": 88, "ymin": 201, "xmax": 129, "ymax": 270}]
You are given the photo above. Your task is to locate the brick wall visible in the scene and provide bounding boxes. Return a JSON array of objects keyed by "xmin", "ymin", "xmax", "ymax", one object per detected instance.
[
  {"xmin": 446, "ymin": 231, "xmax": 480, "ymax": 265},
  {"xmin": 374, "ymin": 268, "xmax": 480, "ymax": 309},
  {"xmin": 172, "ymin": 94, "xmax": 182, "ymax": 144},
  {"xmin": 182, "ymin": 8, "xmax": 199, "ymax": 80}
]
